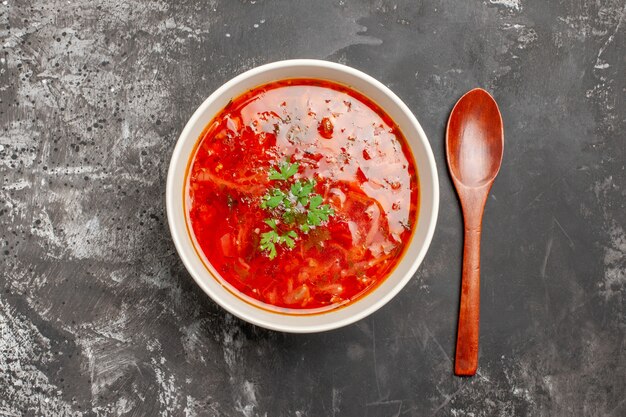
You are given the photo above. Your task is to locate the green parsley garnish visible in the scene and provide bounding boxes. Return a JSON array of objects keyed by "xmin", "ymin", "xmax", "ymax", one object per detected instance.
[
  {"xmin": 259, "ymin": 219, "xmax": 298, "ymax": 259},
  {"xmin": 259, "ymin": 160, "xmax": 335, "ymax": 259},
  {"xmin": 268, "ymin": 160, "xmax": 299, "ymax": 181}
]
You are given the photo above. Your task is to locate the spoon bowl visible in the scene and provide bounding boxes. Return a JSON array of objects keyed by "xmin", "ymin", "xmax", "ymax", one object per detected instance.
[{"xmin": 447, "ymin": 89, "xmax": 503, "ymax": 188}]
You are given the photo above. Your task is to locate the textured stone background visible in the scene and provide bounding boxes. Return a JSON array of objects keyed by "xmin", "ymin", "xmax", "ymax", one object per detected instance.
[{"xmin": 1, "ymin": 0, "xmax": 624, "ymax": 416}]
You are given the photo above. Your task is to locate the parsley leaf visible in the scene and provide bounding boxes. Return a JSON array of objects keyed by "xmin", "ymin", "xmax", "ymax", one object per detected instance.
[
  {"xmin": 299, "ymin": 222, "xmax": 311, "ymax": 233},
  {"xmin": 290, "ymin": 179, "xmax": 316, "ymax": 205},
  {"xmin": 260, "ymin": 230, "xmax": 278, "ymax": 259},
  {"xmin": 268, "ymin": 160, "xmax": 299, "ymax": 181},
  {"xmin": 261, "ymin": 189, "xmax": 287, "ymax": 209},
  {"xmin": 279, "ymin": 230, "xmax": 298, "ymax": 249},
  {"xmin": 304, "ymin": 199, "xmax": 334, "ymax": 230},
  {"xmin": 259, "ymin": 225, "xmax": 298, "ymax": 259},
  {"xmin": 308, "ymin": 194, "xmax": 323, "ymax": 210},
  {"xmin": 314, "ymin": 203, "xmax": 334, "ymax": 221}
]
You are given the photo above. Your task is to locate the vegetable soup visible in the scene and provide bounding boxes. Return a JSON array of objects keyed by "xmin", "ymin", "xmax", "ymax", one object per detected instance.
[{"xmin": 186, "ymin": 79, "xmax": 419, "ymax": 311}]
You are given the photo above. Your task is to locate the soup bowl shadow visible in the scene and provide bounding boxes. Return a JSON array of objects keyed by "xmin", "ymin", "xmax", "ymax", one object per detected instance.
[{"xmin": 166, "ymin": 59, "xmax": 439, "ymax": 333}]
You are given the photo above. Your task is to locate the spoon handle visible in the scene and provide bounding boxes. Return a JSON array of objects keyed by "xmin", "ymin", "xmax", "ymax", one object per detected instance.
[{"xmin": 454, "ymin": 226, "xmax": 481, "ymax": 376}]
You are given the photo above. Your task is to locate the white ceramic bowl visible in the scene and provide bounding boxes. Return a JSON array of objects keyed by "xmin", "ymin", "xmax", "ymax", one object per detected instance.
[{"xmin": 166, "ymin": 59, "xmax": 438, "ymax": 333}]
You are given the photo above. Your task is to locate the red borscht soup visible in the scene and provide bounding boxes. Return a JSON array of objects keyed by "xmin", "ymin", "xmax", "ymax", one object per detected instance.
[{"xmin": 186, "ymin": 79, "xmax": 418, "ymax": 311}]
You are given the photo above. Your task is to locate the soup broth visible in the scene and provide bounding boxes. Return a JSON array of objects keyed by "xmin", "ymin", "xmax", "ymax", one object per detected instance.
[{"xmin": 186, "ymin": 79, "xmax": 419, "ymax": 311}]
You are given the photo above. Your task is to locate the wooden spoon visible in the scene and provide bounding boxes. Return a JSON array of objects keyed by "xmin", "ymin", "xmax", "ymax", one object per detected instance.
[{"xmin": 446, "ymin": 88, "xmax": 504, "ymax": 376}]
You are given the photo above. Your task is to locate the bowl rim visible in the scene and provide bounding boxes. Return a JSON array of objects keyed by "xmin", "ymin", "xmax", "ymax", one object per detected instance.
[{"xmin": 166, "ymin": 59, "xmax": 439, "ymax": 332}]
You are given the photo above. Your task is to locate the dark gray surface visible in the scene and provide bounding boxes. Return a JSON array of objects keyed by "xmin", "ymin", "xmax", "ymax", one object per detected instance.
[{"xmin": 1, "ymin": 0, "xmax": 624, "ymax": 415}]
